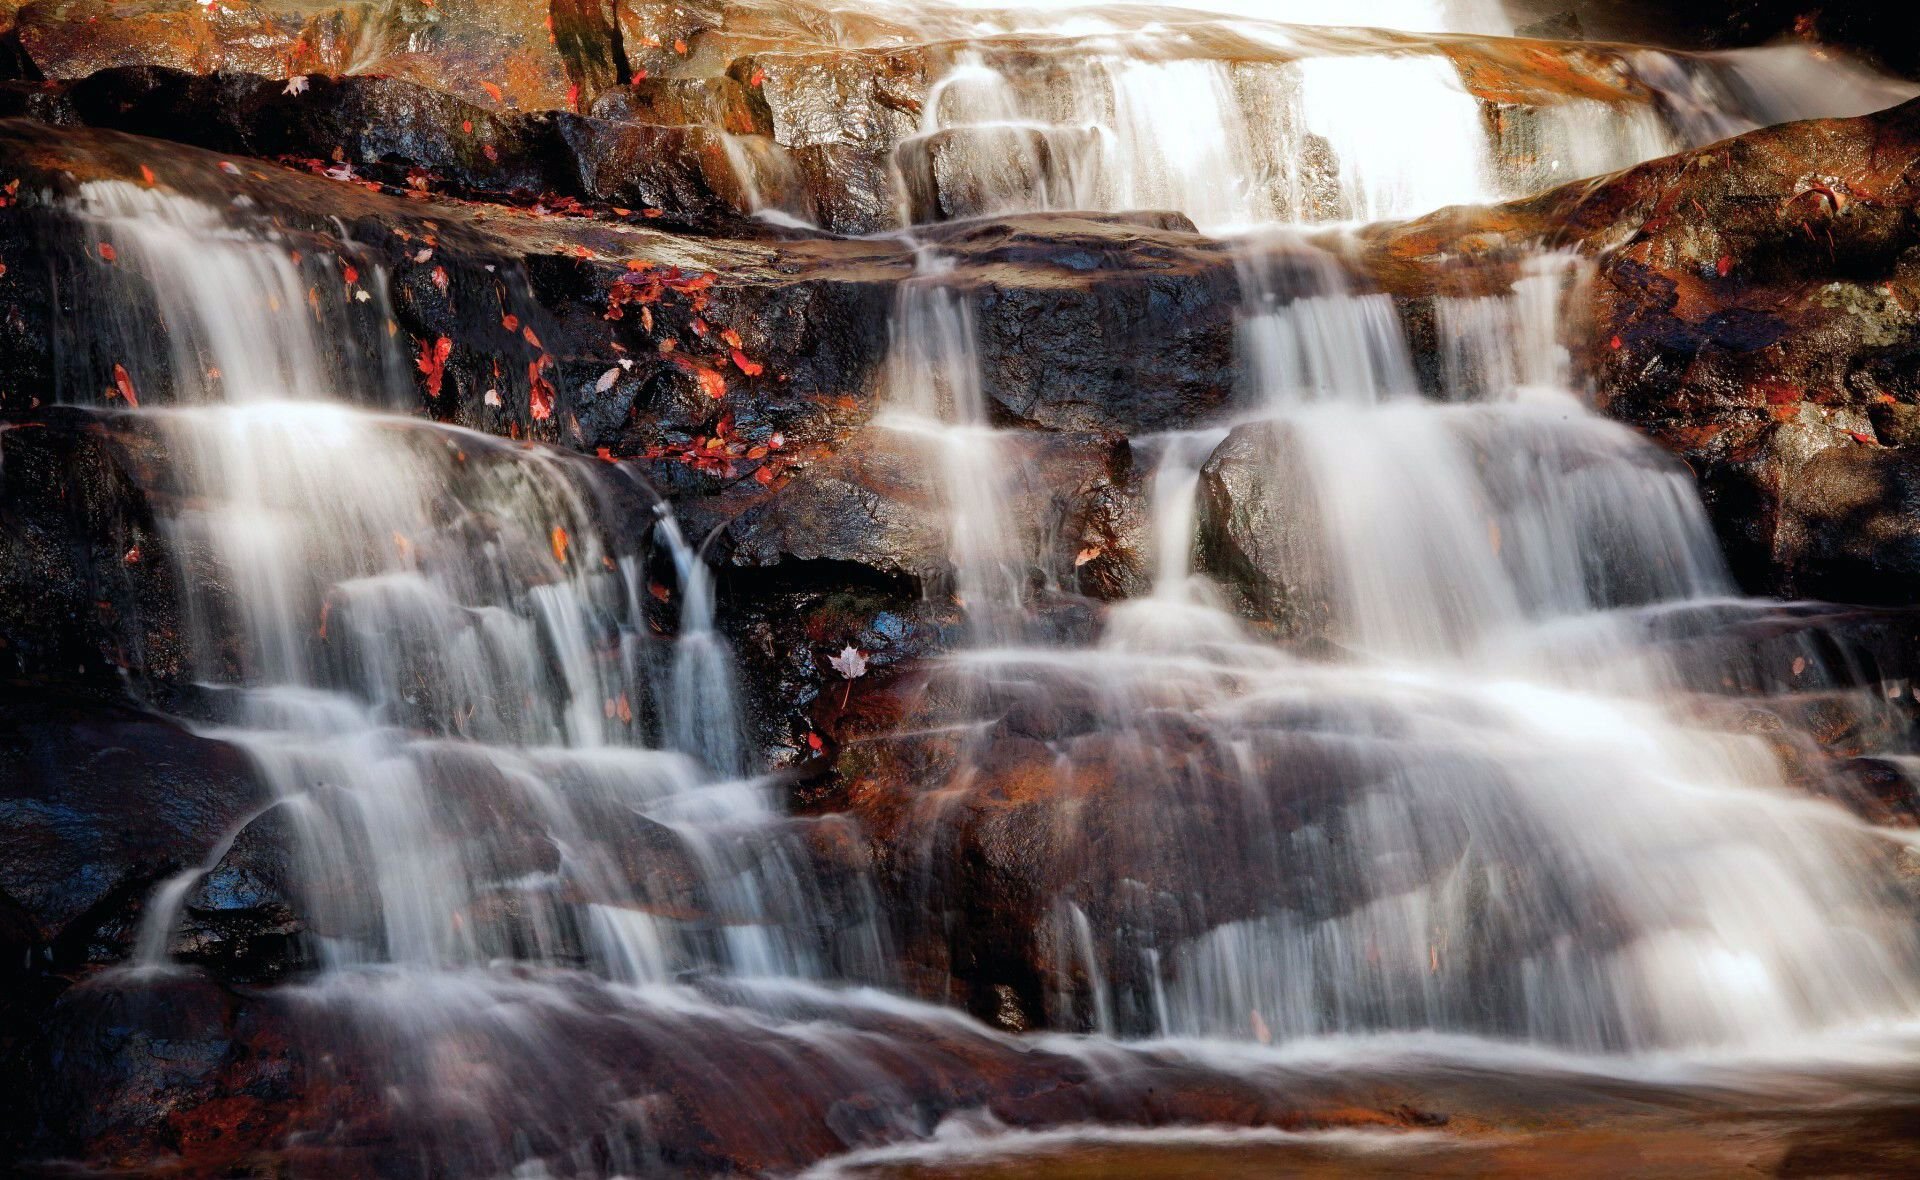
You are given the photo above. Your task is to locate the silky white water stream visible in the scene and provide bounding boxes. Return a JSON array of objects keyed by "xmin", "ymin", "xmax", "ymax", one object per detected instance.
[{"xmin": 58, "ymin": 6, "xmax": 1920, "ymax": 1169}]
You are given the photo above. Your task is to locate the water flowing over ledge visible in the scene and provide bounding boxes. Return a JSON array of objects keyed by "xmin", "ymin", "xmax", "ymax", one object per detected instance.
[{"xmin": 7, "ymin": 2, "xmax": 1920, "ymax": 1177}]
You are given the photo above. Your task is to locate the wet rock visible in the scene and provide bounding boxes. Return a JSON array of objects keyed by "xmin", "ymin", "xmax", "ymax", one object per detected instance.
[
  {"xmin": 0, "ymin": 697, "xmax": 266, "ymax": 973},
  {"xmin": 0, "ymin": 409, "xmax": 200, "ymax": 695},
  {"xmin": 1354, "ymin": 96, "xmax": 1920, "ymax": 602},
  {"xmin": 927, "ymin": 213, "xmax": 1245, "ymax": 434},
  {"xmin": 10, "ymin": 0, "xmax": 579, "ymax": 110},
  {"xmin": 832, "ymin": 660, "xmax": 1442, "ymax": 1032},
  {"xmin": 1193, "ymin": 420, "xmax": 1333, "ymax": 637},
  {"xmin": 898, "ymin": 124, "xmax": 1102, "ymax": 223},
  {"xmin": 558, "ymin": 115, "xmax": 755, "ymax": 222},
  {"xmin": 171, "ymin": 802, "xmax": 311, "ymax": 983},
  {"xmin": 715, "ymin": 426, "xmax": 1148, "ymax": 760},
  {"xmin": 4, "ymin": 963, "xmax": 1420, "ymax": 1177},
  {"xmin": 3, "ymin": 971, "xmax": 309, "ymax": 1175},
  {"xmin": 66, "ymin": 66, "xmax": 579, "ymax": 197}
]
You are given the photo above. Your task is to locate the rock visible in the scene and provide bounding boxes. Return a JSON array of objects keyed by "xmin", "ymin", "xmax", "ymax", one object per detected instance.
[
  {"xmin": 0, "ymin": 697, "xmax": 266, "ymax": 975},
  {"xmin": 65, "ymin": 66, "xmax": 580, "ymax": 197},
  {"xmin": 898, "ymin": 124, "xmax": 1102, "ymax": 224},
  {"xmin": 1193, "ymin": 421, "xmax": 1333, "ymax": 636},
  {"xmin": 171, "ymin": 802, "xmax": 310, "ymax": 982},
  {"xmin": 1352, "ymin": 96, "xmax": 1920, "ymax": 603},
  {"xmin": 2, "ymin": 961, "xmax": 1425, "ymax": 1177},
  {"xmin": 558, "ymin": 115, "xmax": 755, "ymax": 222},
  {"xmin": 0, "ymin": 409, "xmax": 203, "ymax": 696},
  {"xmin": 9, "ymin": 0, "xmax": 580, "ymax": 110},
  {"xmin": 925, "ymin": 212, "xmax": 1245, "ymax": 434}
]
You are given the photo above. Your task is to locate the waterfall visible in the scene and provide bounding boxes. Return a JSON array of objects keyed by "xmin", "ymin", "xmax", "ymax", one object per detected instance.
[
  {"xmin": 76, "ymin": 182, "xmax": 856, "ymax": 999},
  {"xmin": 31, "ymin": 3, "xmax": 1920, "ymax": 1173}
]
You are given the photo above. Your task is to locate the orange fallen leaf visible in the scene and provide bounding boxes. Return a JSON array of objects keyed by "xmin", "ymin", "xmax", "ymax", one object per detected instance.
[
  {"xmin": 482, "ymin": 81, "xmax": 504, "ymax": 103},
  {"xmin": 139, "ymin": 165, "xmax": 156, "ymax": 187},
  {"xmin": 731, "ymin": 349, "xmax": 763, "ymax": 377},
  {"xmin": 416, "ymin": 336, "xmax": 452, "ymax": 398},
  {"xmin": 111, "ymin": 363, "xmax": 139, "ymax": 407},
  {"xmin": 550, "ymin": 524, "xmax": 569, "ymax": 563}
]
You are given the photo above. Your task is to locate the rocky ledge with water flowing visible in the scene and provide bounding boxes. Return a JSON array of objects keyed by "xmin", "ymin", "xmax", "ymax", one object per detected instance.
[{"xmin": 7, "ymin": 2, "xmax": 1920, "ymax": 1177}]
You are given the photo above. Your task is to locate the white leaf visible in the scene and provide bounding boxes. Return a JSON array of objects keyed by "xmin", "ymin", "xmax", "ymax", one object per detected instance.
[
  {"xmin": 354, "ymin": 289, "xmax": 371, "ymax": 302},
  {"xmin": 483, "ymin": 388, "xmax": 502, "ymax": 407},
  {"xmin": 827, "ymin": 645, "xmax": 867, "ymax": 679},
  {"xmin": 595, "ymin": 367, "xmax": 620, "ymax": 393},
  {"xmin": 617, "ymin": 357, "xmax": 634, "ymax": 370},
  {"xmin": 283, "ymin": 75, "xmax": 310, "ymax": 97},
  {"xmin": 413, "ymin": 248, "xmax": 433, "ymax": 264}
]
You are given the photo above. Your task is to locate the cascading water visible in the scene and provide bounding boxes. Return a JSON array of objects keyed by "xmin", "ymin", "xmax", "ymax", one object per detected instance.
[
  {"xmin": 33, "ymin": 0, "xmax": 1920, "ymax": 1175},
  {"xmin": 70, "ymin": 179, "xmax": 910, "ymax": 1166}
]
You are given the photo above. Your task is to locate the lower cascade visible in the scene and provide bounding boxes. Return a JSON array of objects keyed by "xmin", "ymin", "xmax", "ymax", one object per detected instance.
[{"xmin": 10, "ymin": 1, "xmax": 1920, "ymax": 1177}]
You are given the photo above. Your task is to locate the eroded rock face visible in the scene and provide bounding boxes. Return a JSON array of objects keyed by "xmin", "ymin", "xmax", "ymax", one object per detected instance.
[{"xmin": 0, "ymin": 698, "xmax": 265, "ymax": 972}]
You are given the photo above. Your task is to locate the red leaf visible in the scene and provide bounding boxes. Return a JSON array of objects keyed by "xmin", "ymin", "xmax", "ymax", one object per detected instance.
[
  {"xmin": 521, "ymin": 324, "xmax": 543, "ymax": 349},
  {"xmin": 461, "ymin": 119, "xmax": 473, "ymax": 134},
  {"xmin": 342, "ymin": 263, "xmax": 359, "ymax": 286},
  {"xmin": 501, "ymin": 313, "xmax": 520, "ymax": 332},
  {"xmin": 750, "ymin": 68, "xmax": 765, "ymax": 88},
  {"xmin": 1608, "ymin": 335, "xmax": 1623, "ymax": 350},
  {"xmin": 416, "ymin": 336, "xmax": 452, "ymax": 398},
  {"xmin": 1715, "ymin": 255, "xmax": 1733, "ymax": 277},
  {"xmin": 753, "ymin": 464, "xmax": 774, "ymax": 484},
  {"xmin": 731, "ymin": 349, "xmax": 763, "ymax": 377},
  {"xmin": 111, "ymin": 363, "xmax": 139, "ymax": 407},
  {"xmin": 528, "ymin": 359, "xmax": 556, "ymax": 420},
  {"xmin": 566, "ymin": 82, "xmax": 581, "ymax": 112},
  {"xmin": 97, "ymin": 242, "xmax": 116, "ymax": 262},
  {"xmin": 139, "ymin": 165, "xmax": 156, "ymax": 187},
  {"xmin": 694, "ymin": 365, "xmax": 726, "ymax": 400},
  {"xmin": 123, "ymin": 545, "xmax": 142, "ymax": 564},
  {"xmin": 807, "ymin": 731, "xmax": 823, "ymax": 752}
]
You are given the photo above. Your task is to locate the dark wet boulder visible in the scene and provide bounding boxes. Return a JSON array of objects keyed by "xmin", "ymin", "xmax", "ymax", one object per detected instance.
[
  {"xmin": 0, "ymin": 408, "xmax": 204, "ymax": 696},
  {"xmin": 927, "ymin": 213, "xmax": 1245, "ymax": 434},
  {"xmin": 0, "ymin": 698, "xmax": 266, "ymax": 974},
  {"xmin": 1193, "ymin": 420, "xmax": 1332, "ymax": 637},
  {"xmin": 65, "ymin": 66, "xmax": 580, "ymax": 197},
  {"xmin": 170, "ymin": 802, "xmax": 310, "ymax": 983},
  {"xmin": 559, "ymin": 115, "xmax": 755, "ymax": 223}
]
